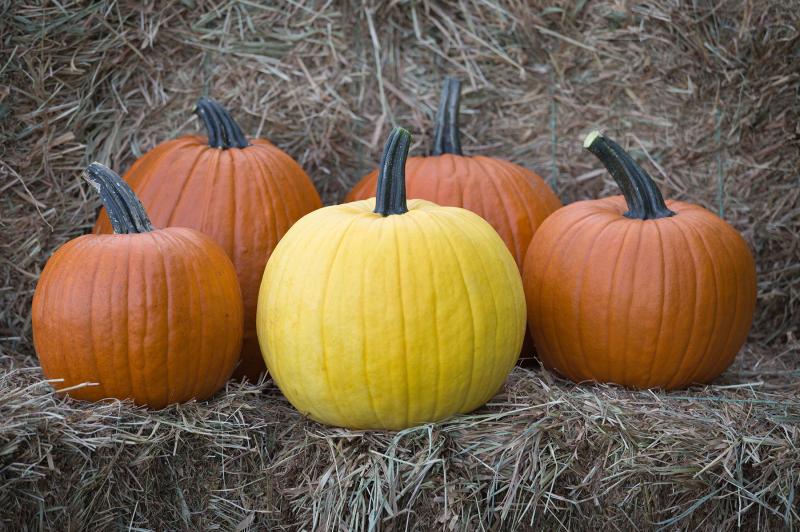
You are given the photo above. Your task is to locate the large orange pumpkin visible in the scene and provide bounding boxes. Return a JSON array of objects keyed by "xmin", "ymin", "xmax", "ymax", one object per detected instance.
[
  {"xmin": 522, "ymin": 131, "xmax": 757, "ymax": 389},
  {"xmin": 94, "ymin": 98, "xmax": 322, "ymax": 381},
  {"xmin": 34, "ymin": 163, "xmax": 243, "ymax": 408},
  {"xmin": 346, "ymin": 78, "xmax": 561, "ymax": 267}
]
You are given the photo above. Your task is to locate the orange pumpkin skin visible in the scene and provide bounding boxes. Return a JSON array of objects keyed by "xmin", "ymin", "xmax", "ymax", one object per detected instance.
[
  {"xmin": 94, "ymin": 100, "xmax": 322, "ymax": 382},
  {"xmin": 35, "ymin": 165, "xmax": 243, "ymax": 408},
  {"xmin": 346, "ymin": 155, "xmax": 561, "ymax": 266},
  {"xmin": 523, "ymin": 134, "xmax": 757, "ymax": 390}
]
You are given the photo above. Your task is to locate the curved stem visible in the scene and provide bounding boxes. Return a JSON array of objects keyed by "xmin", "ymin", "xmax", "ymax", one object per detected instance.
[
  {"xmin": 583, "ymin": 131, "xmax": 675, "ymax": 220},
  {"xmin": 84, "ymin": 162, "xmax": 154, "ymax": 234},
  {"xmin": 194, "ymin": 97, "xmax": 249, "ymax": 149},
  {"xmin": 374, "ymin": 128, "xmax": 411, "ymax": 216},
  {"xmin": 431, "ymin": 77, "xmax": 463, "ymax": 156}
]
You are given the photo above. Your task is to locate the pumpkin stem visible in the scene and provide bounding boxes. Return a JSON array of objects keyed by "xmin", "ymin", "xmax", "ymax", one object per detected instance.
[
  {"xmin": 83, "ymin": 162, "xmax": 154, "ymax": 234},
  {"xmin": 431, "ymin": 77, "xmax": 463, "ymax": 156},
  {"xmin": 374, "ymin": 127, "xmax": 411, "ymax": 216},
  {"xmin": 584, "ymin": 131, "xmax": 675, "ymax": 220},
  {"xmin": 194, "ymin": 97, "xmax": 249, "ymax": 149}
]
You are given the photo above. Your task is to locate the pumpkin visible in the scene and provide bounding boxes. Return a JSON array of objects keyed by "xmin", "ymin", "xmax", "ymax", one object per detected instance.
[
  {"xmin": 522, "ymin": 131, "xmax": 756, "ymax": 389},
  {"xmin": 94, "ymin": 97, "xmax": 322, "ymax": 382},
  {"xmin": 33, "ymin": 163, "xmax": 243, "ymax": 408},
  {"xmin": 257, "ymin": 128, "xmax": 526, "ymax": 430},
  {"xmin": 345, "ymin": 78, "xmax": 562, "ymax": 267}
]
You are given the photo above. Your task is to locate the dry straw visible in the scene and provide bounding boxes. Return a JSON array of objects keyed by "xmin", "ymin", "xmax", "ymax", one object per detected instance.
[{"xmin": 1, "ymin": 1, "xmax": 798, "ymax": 529}]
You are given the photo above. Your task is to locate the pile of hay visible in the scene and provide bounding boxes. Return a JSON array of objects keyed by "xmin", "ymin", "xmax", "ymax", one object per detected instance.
[{"xmin": 1, "ymin": 1, "xmax": 798, "ymax": 529}]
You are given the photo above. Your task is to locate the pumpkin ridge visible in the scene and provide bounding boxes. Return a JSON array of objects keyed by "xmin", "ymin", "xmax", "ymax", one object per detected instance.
[
  {"xmin": 644, "ymin": 221, "xmax": 666, "ymax": 388},
  {"xmin": 491, "ymin": 159, "xmax": 541, "ymax": 265},
  {"xmin": 662, "ymin": 218, "xmax": 701, "ymax": 389},
  {"xmin": 392, "ymin": 220, "xmax": 411, "ymax": 427},
  {"xmin": 183, "ymin": 234, "xmax": 208, "ymax": 398},
  {"xmin": 122, "ymin": 238, "xmax": 136, "ymax": 401},
  {"xmin": 574, "ymin": 216, "xmax": 624, "ymax": 382},
  {"xmin": 89, "ymin": 242, "xmax": 111, "ymax": 401},
  {"xmin": 226, "ymin": 149, "xmax": 237, "ymax": 274},
  {"xmin": 472, "ymin": 155, "xmax": 520, "ymax": 262},
  {"xmin": 136, "ymin": 140, "xmax": 202, "ymax": 219},
  {"xmin": 493, "ymin": 161, "xmax": 537, "ymax": 261},
  {"xmin": 277, "ymin": 146, "xmax": 321, "ymax": 218},
  {"xmin": 189, "ymin": 234, "xmax": 219, "ymax": 397},
  {"xmin": 47, "ymin": 240, "xmax": 80, "ymax": 397},
  {"xmin": 166, "ymin": 146, "xmax": 210, "ymax": 228},
  {"xmin": 539, "ymin": 212, "xmax": 610, "ymax": 378},
  {"xmin": 424, "ymin": 212, "xmax": 478, "ymax": 415},
  {"xmin": 686, "ymin": 213, "xmax": 748, "ymax": 380},
  {"xmin": 256, "ymin": 145, "xmax": 294, "ymax": 240},
  {"xmin": 682, "ymin": 215, "xmax": 742, "ymax": 385},
  {"xmin": 142, "ymin": 240, "xmax": 158, "ymax": 406},
  {"xmin": 619, "ymin": 222, "xmax": 645, "ymax": 387},
  {"xmin": 691, "ymin": 220, "xmax": 738, "ymax": 383},
  {"xmin": 196, "ymin": 233, "xmax": 236, "ymax": 396},
  {"xmin": 604, "ymin": 220, "xmax": 634, "ymax": 383},
  {"xmin": 680, "ymin": 219, "xmax": 722, "ymax": 387},
  {"xmin": 160, "ymin": 231, "xmax": 189, "ymax": 399},
  {"xmin": 241, "ymin": 146, "xmax": 279, "ymax": 270},
  {"xmin": 266, "ymin": 148, "xmax": 302, "ymax": 227},
  {"xmin": 359, "ymin": 219, "xmax": 382, "ymax": 427},
  {"xmin": 151, "ymin": 232, "xmax": 172, "ymax": 406},
  {"xmin": 406, "ymin": 212, "xmax": 441, "ymax": 421},
  {"xmin": 448, "ymin": 212, "xmax": 506, "ymax": 403},
  {"xmin": 107, "ymin": 240, "xmax": 126, "ymax": 399},
  {"xmin": 319, "ymin": 216, "xmax": 364, "ymax": 428}
]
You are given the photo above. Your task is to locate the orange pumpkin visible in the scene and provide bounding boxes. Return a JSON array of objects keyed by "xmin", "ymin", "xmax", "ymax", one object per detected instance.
[
  {"xmin": 33, "ymin": 163, "xmax": 243, "ymax": 408},
  {"xmin": 346, "ymin": 78, "xmax": 561, "ymax": 267},
  {"xmin": 522, "ymin": 131, "xmax": 757, "ymax": 389},
  {"xmin": 94, "ymin": 98, "xmax": 322, "ymax": 381}
]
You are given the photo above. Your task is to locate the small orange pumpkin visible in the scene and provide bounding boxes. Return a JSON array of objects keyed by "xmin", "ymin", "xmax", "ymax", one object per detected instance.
[
  {"xmin": 33, "ymin": 163, "xmax": 243, "ymax": 408},
  {"xmin": 346, "ymin": 78, "xmax": 562, "ymax": 267},
  {"xmin": 94, "ymin": 98, "xmax": 322, "ymax": 381},
  {"xmin": 522, "ymin": 131, "xmax": 757, "ymax": 389}
]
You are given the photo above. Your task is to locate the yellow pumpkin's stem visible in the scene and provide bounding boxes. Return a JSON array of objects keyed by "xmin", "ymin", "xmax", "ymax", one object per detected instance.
[{"xmin": 374, "ymin": 128, "xmax": 411, "ymax": 216}]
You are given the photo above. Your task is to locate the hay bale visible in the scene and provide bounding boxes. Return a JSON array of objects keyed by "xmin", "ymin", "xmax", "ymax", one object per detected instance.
[{"xmin": 1, "ymin": 1, "xmax": 798, "ymax": 529}]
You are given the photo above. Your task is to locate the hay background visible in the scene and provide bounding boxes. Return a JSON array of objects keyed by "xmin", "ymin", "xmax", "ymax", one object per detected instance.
[{"xmin": 1, "ymin": 1, "xmax": 798, "ymax": 530}]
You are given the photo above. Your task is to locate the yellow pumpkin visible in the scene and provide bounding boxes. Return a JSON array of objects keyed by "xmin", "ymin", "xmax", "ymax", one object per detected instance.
[{"xmin": 257, "ymin": 128, "xmax": 526, "ymax": 430}]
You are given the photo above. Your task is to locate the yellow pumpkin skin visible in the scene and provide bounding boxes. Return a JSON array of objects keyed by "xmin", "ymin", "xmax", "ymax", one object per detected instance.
[{"xmin": 257, "ymin": 130, "xmax": 526, "ymax": 430}]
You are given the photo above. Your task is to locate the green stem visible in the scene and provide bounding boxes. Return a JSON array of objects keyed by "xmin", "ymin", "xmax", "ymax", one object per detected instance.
[
  {"xmin": 584, "ymin": 131, "xmax": 675, "ymax": 220},
  {"xmin": 431, "ymin": 77, "xmax": 463, "ymax": 156},
  {"xmin": 374, "ymin": 128, "xmax": 411, "ymax": 216},
  {"xmin": 84, "ymin": 162, "xmax": 154, "ymax": 234},
  {"xmin": 195, "ymin": 97, "xmax": 249, "ymax": 149}
]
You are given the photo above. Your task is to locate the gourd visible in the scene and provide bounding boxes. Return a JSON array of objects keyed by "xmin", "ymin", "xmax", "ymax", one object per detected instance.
[
  {"xmin": 522, "ymin": 131, "xmax": 756, "ymax": 389},
  {"xmin": 33, "ymin": 163, "xmax": 243, "ymax": 408},
  {"xmin": 94, "ymin": 97, "xmax": 322, "ymax": 382},
  {"xmin": 346, "ymin": 78, "xmax": 561, "ymax": 267},
  {"xmin": 258, "ymin": 128, "xmax": 526, "ymax": 429}
]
